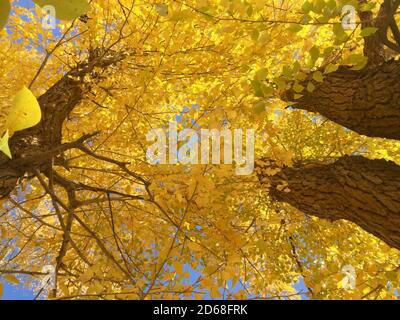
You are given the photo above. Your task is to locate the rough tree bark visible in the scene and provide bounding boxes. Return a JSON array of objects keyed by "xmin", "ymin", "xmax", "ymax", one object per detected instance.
[
  {"xmin": 282, "ymin": 0, "xmax": 400, "ymax": 141},
  {"xmin": 263, "ymin": 1, "xmax": 400, "ymax": 250},
  {"xmin": 0, "ymin": 48, "xmax": 127, "ymax": 198},
  {"xmin": 257, "ymin": 156, "xmax": 400, "ymax": 250},
  {"xmin": 285, "ymin": 60, "xmax": 400, "ymax": 139},
  {"xmin": 282, "ymin": 59, "xmax": 400, "ymax": 140}
]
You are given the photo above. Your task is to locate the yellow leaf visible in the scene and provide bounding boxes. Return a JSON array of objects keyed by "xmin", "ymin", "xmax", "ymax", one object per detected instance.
[
  {"xmin": 287, "ymin": 24, "xmax": 302, "ymax": 33},
  {"xmin": 172, "ymin": 261, "xmax": 183, "ymax": 274},
  {"xmin": 325, "ymin": 64, "xmax": 338, "ymax": 74},
  {"xmin": 4, "ymin": 274, "xmax": 19, "ymax": 284},
  {"xmin": 0, "ymin": 130, "xmax": 11, "ymax": 159},
  {"xmin": 188, "ymin": 241, "xmax": 202, "ymax": 252},
  {"xmin": 6, "ymin": 86, "xmax": 42, "ymax": 135},
  {"xmin": 277, "ymin": 183, "xmax": 288, "ymax": 191},
  {"xmin": 307, "ymin": 82, "xmax": 315, "ymax": 92},
  {"xmin": 293, "ymin": 82, "xmax": 304, "ymax": 93},
  {"xmin": 264, "ymin": 167, "xmax": 281, "ymax": 176},
  {"xmin": 294, "ymin": 94, "xmax": 303, "ymax": 99},
  {"xmin": 313, "ymin": 71, "xmax": 324, "ymax": 82},
  {"xmin": 80, "ymin": 268, "xmax": 94, "ymax": 283}
]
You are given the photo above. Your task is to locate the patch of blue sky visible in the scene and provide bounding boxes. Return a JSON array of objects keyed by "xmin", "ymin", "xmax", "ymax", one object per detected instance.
[
  {"xmin": 2, "ymin": 282, "xmax": 35, "ymax": 300},
  {"xmin": 292, "ymin": 277, "xmax": 309, "ymax": 300}
]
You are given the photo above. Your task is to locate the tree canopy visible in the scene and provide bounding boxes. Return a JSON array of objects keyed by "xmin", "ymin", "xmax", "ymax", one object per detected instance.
[{"xmin": 0, "ymin": 0, "xmax": 399, "ymax": 300}]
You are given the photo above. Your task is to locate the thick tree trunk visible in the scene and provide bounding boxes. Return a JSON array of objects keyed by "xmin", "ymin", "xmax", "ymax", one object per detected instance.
[
  {"xmin": 270, "ymin": 2, "xmax": 400, "ymax": 249},
  {"xmin": 282, "ymin": 59, "xmax": 400, "ymax": 140},
  {"xmin": 257, "ymin": 156, "xmax": 400, "ymax": 250},
  {"xmin": 0, "ymin": 48, "xmax": 127, "ymax": 199},
  {"xmin": 281, "ymin": 0, "xmax": 400, "ymax": 141}
]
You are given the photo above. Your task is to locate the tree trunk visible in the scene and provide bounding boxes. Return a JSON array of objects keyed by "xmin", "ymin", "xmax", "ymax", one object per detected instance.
[
  {"xmin": 0, "ymin": 48, "xmax": 127, "ymax": 199},
  {"xmin": 270, "ymin": 1, "xmax": 400, "ymax": 249},
  {"xmin": 257, "ymin": 156, "xmax": 400, "ymax": 250},
  {"xmin": 282, "ymin": 59, "xmax": 400, "ymax": 140},
  {"xmin": 281, "ymin": 0, "xmax": 400, "ymax": 141}
]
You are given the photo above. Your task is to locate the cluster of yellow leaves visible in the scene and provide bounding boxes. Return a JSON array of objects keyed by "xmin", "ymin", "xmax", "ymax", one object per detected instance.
[{"xmin": 0, "ymin": 0, "xmax": 399, "ymax": 300}]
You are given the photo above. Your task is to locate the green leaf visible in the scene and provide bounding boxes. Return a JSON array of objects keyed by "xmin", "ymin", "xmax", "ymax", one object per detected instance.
[
  {"xmin": 0, "ymin": 130, "xmax": 11, "ymax": 159},
  {"xmin": 251, "ymin": 80, "xmax": 264, "ymax": 97},
  {"xmin": 296, "ymin": 72, "xmax": 307, "ymax": 81},
  {"xmin": 0, "ymin": 0, "xmax": 10, "ymax": 31},
  {"xmin": 307, "ymin": 82, "xmax": 315, "ymax": 92},
  {"xmin": 324, "ymin": 63, "xmax": 338, "ymax": 74},
  {"xmin": 250, "ymin": 29, "xmax": 259, "ymax": 41},
  {"xmin": 246, "ymin": 5, "xmax": 253, "ymax": 17},
  {"xmin": 322, "ymin": 46, "xmax": 334, "ymax": 58},
  {"xmin": 333, "ymin": 24, "xmax": 347, "ymax": 43},
  {"xmin": 252, "ymin": 101, "xmax": 266, "ymax": 114},
  {"xmin": 293, "ymin": 82, "xmax": 304, "ymax": 93},
  {"xmin": 262, "ymin": 85, "xmax": 274, "ymax": 96},
  {"xmin": 300, "ymin": 14, "xmax": 311, "ymax": 25},
  {"xmin": 6, "ymin": 86, "xmax": 42, "ymax": 135},
  {"xmin": 33, "ymin": 0, "xmax": 89, "ymax": 20},
  {"xmin": 326, "ymin": 0, "xmax": 336, "ymax": 10},
  {"xmin": 287, "ymin": 24, "xmax": 302, "ymax": 33},
  {"xmin": 351, "ymin": 59, "xmax": 368, "ymax": 70},
  {"xmin": 360, "ymin": 27, "xmax": 378, "ymax": 37},
  {"xmin": 312, "ymin": 71, "xmax": 324, "ymax": 82},
  {"xmin": 292, "ymin": 61, "xmax": 301, "ymax": 74},
  {"xmin": 255, "ymin": 68, "xmax": 268, "ymax": 80},
  {"xmin": 360, "ymin": 2, "xmax": 376, "ymax": 12},
  {"xmin": 347, "ymin": 54, "xmax": 365, "ymax": 64},
  {"xmin": 313, "ymin": 0, "xmax": 325, "ymax": 14},
  {"xmin": 347, "ymin": 54, "xmax": 368, "ymax": 70},
  {"xmin": 274, "ymin": 78, "xmax": 287, "ymax": 90},
  {"xmin": 282, "ymin": 65, "xmax": 293, "ymax": 77},
  {"xmin": 309, "ymin": 45, "xmax": 320, "ymax": 64},
  {"xmin": 301, "ymin": 1, "xmax": 313, "ymax": 14}
]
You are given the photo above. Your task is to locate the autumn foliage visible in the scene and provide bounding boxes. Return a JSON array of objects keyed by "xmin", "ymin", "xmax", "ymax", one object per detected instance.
[{"xmin": 0, "ymin": 0, "xmax": 399, "ymax": 300}]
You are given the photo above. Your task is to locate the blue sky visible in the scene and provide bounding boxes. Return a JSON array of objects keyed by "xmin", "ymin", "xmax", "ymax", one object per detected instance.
[{"xmin": 2, "ymin": 282, "xmax": 35, "ymax": 300}]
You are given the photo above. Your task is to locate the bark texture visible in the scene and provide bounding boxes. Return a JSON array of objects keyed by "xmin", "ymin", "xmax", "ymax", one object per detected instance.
[
  {"xmin": 282, "ymin": 59, "xmax": 400, "ymax": 140},
  {"xmin": 281, "ymin": 0, "xmax": 400, "ymax": 141},
  {"xmin": 257, "ymin": 156, "xmax": 400, "ymax": 250},
  {"xmin": 0, "ymin": 48, "xmax": 127, "ymax": 198}
]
